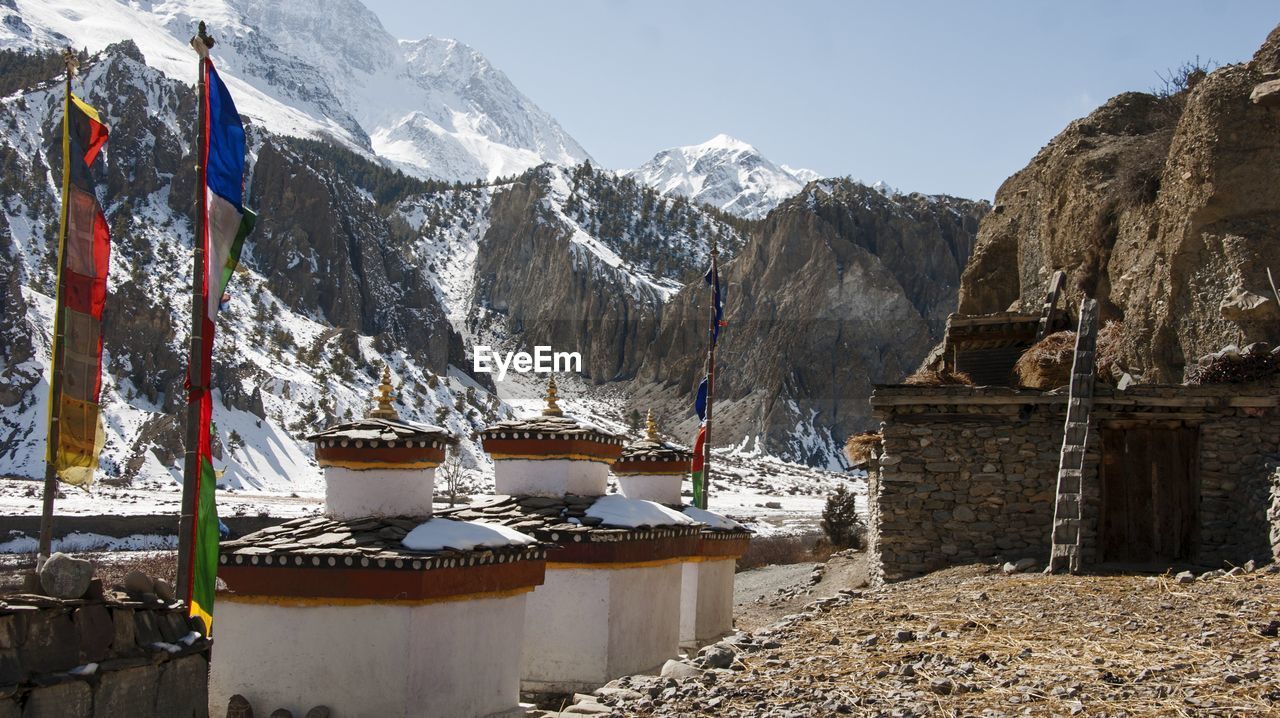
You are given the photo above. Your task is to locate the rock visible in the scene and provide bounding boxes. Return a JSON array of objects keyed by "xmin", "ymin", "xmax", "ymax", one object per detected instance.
[
  {"xmin": 122, "ymin": 570, "xmax": 154, "ymax": 596},
  {"xmin": 562, "ymin": 702, "xmax": 610, "ymax": 715},
  {"xmin": 226, "ymin": 694, "xmax": 254, "ymax": 718},
  {"xmin": 660, "ymin": 659, "xmax": 702, "ymax": 680},
  {"xmin": 699, "ymin": 643, "xmax": 736, "ymax": 669},
  {"xmin": 1197, "ymin": 569, "xmax": 1224, "ymax": 581},
  {"xmin": 956, "ymin": 43, "xmax": 1280, "ymax": 386},
  {"xmin": 764, "ymin": 501, "xmax": 783, "ymax": 509},
  {"xmin": 1002, "ymin": 559, "xmax": 1035, "ymax": 574},
  {"xmin": 593, "ymin": 687, "xmax": 643, "ymax": 701},
  {"xmin": 269, "ymin": 711, "xmax": 293, "ymax": 718},
  {"xmin": 1251, "ymin": 78, "xmax": 1280, "ymax": 108},
  {"xmin": 1220, "ymin": 289, "xmax": 1279, "ymax": 322},
  {"xmin": 1224, "ymin": 566, "xmax": 1245, "ymax": 577},
  {"xmin": 303, "ymin": 706, "xmax": 330, "ymax": 718},
  {"xmin": 19, "ymin": 681, "xmax": 92, "ymax": 718},
  {"xmin": 153, "ymin": 578, "xmax": 176, "ymax": 602},
  {"xmin": 894, "ymin": 630, "xmax": 916, "ymax": 643},
  {"xmin": 37, "ymin": 552, "xmax": 93, "ymax": 599},
  {"xmin": 1174, "ymin": 571, "xmax": 1196, "ymax": 585}
]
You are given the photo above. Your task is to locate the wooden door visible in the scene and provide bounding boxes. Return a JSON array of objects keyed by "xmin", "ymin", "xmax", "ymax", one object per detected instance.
[{"xmin": 1100, "ymin": 426, "xmax": 1198, "ymax": 563}]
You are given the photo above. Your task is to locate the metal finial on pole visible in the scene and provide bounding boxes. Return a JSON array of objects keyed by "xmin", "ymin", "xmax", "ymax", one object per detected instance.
[
  {"xmin": 61, "ymin": 47, "xmax": 79, "ymax": 78},
  {"xmin": 542, "ymin": 375, "xmax": 564, "ymax": 417}
]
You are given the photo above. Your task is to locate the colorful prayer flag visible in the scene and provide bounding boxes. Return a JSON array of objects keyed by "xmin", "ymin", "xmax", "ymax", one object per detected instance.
[
  {"xmin": 47, "ymin": 93, "xmax": 110, "ymax": 488},
  {"xmin": 690, "ymin": 424, "xmax": 707, "ymax": 507},
  {"xmin": 186, "ymin": 59, "xmax": 255, "ymax": 634}
]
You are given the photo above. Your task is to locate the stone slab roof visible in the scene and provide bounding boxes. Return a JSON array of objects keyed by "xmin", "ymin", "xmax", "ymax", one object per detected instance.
[
  {"xmin": 481, "ymin": 415, "xmax": 624, "ymax": 443},
  {"xmin": 440, "ymin": 495, "xmax": 748, "ymax": 538},
  {"xmin": 620, "ymin": 438, "xmax": 692, "ymax": 463},
  {"xmin": 307, "ymin": 417, "xmax": 455, "ymax": 445},
  {"xmin": 219, "ymin": 514, "xmax": 546, "ymax": 571}
]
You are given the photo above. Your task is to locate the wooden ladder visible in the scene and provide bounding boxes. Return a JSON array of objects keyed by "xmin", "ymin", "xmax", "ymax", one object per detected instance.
[
  {"xmin": 1048, "ymin": 297, "xmax": 1099, "ymax": 574},
  {"xmin": 1036, "ymin": 270, "xmax": 1067, "ymax": 341}
]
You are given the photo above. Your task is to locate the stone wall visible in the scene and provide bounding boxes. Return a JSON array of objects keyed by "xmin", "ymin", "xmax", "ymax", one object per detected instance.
[
  {"xmin": 868, "ymin": 385, "xmax": 1280, "ymax": 583},
  {"xmin": 0, "ymin": 594, "xmax": 210, "ymax": 717},
  {"xmin": 1269, "ymin": 460, "xmax": 1280, "ymax": 564}
]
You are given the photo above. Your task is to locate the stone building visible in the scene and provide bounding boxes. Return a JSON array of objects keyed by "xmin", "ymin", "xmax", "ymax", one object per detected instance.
[
  {"xmin": 451, "ymin": 379, "xmax": 703, "ymax": 696},
  {"xmin": 612, "ymin": 411, "xmax": 750, "ymax": 650},
  {"xmin": 867, "ymin": 383, "xmax": 1280, "ymax": 583},
  {"xmin": 209, "ymin": 370, "xmax": 547, "ymax": 717}
]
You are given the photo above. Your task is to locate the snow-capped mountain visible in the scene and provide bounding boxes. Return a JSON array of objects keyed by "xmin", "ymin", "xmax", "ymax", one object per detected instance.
[
  {"xmin": 0, "ymin": 0, "xmax": 590, "ymax": 181},
  {"xmin": 627, "ymin": 134, "xmax": 822, "ymax": 220}
]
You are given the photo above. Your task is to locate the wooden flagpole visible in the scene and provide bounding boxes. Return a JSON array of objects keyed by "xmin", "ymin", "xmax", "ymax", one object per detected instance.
[
  {"xmin": 177, "ymin": 21, "xmax": 213, "ymax": 604},
  {"xmin": 36, "ymin": 49, "xmax": 81, "ymax": 572},
  {"xmin": 699, "ymin": 233, "xmax": 719, "ymax": 510}
]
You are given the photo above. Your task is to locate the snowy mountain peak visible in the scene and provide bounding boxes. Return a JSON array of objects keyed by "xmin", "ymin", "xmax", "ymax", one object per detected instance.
[
  {"xmin": 627, "ymin": 134, "xmax": 823, "ymax": 220},
  {"xmin": 0, "ymin": 0, "xmax": 591, "ymax": 182},
  {"xmin": 700, "ymin": 133, "xmax": 757, "ymax": 153}
]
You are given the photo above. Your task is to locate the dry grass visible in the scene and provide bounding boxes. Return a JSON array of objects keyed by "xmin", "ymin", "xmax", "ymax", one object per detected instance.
[
  {"xmin": 1189, "ymin": 348, "xmax": 1280, "ymax": 386},
  {"xmin": 1014, "ymin": 330, "xmax": 1077, "ymax": 389},
  {"xmin": 738, "ymin": 533, "xmax": 833, "ymax": 571},
  {"xmin": 1094, "ymin": 320, "xmax": 1129, "ymax": 384},
  {"xmin": 844, "ymin": 432, "xmax": 881, "ymax": 466},
  {"xmin": 903, "ymin": 368, "xmax": 974, "ymax": 387},
  {"xmin": 629, "ymin": 565, "xmax": 1280, "ymax": 717}
]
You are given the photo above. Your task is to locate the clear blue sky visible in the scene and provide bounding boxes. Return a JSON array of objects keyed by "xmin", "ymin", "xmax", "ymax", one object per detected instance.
[{"xmin": 364, "ymin": 1, "xmax": 1275, "ymax": 200}]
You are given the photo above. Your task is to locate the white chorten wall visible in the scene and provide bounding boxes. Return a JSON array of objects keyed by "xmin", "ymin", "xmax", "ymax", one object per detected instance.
[
  {"xmin": 680, "ymin": 558, "xmax": 737, "ymax": 650},
  {"xmin": 494, "ymin": 459, "xmax": 608, "ymax": 497},
  {"xmin": 521, "ymin": 562, "xmax": 682, "ymax": 694},
  {"xmin": 324, "ymin": 466, "xmax": 436, "ymax": 519},
  {"xmin": 209, "ymin": 592, "xmax": 528, "ymax": 718},
  {"xmin": 617, "ymin": 474, "xmax": 682, "ymax": 504}
]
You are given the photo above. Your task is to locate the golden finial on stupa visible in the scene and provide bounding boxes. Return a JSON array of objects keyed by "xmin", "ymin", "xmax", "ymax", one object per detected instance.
[
  {"xmin": 369, "ymin": 364, "xmax": 399, "ymax": 420},
  {"xmin": 542, "ymin": 375, "xmax": 564, "ymax": 417},
  {"xmin": 645, "ymin": 409, "xmax": 659, "ymax": 441}
]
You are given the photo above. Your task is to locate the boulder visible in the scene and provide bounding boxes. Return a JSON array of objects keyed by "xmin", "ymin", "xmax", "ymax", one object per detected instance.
[
  {"xmin": 37, "ymin": 553, "xmax": 93, "ymax": 599},
  {"xmin": 660, "ymin": 659, "xmax": 702, "ymax": 680},
  {"xmin": 1250, "ymin": 79, "xmax": 1280, "ymax": 108},
  {"xmin": 698, "ymin": 642, "xmax": 736, "ymax": 669},
  {"xmin": 122, "ymin": 570, "xmax": 154, "ymax": 596}
]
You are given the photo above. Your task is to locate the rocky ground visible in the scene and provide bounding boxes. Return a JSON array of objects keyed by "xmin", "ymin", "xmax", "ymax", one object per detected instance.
[{"xmin": 548, "ymin": 563, "xmax": 1280, "ymax": 717}]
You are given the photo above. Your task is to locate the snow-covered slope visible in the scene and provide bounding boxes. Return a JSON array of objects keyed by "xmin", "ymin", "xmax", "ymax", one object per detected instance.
[
  {"xmin": 627, "ymin": 134, "xmax": 821, "ymax": 220},
  {"xmin": 0, "ymin": 0, "xmax": 590, "ymax": 181}
]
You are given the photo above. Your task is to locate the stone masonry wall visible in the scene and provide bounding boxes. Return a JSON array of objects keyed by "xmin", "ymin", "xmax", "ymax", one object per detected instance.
[
  {"xmin": 0, "ymin": 595, "xmax": 210, "ymax": 717},
  {"xmin": 1197, "ymin": 418, "xmax": 1280, "ymax": 567},
  {"xmin": 1265, "ymin": 459, "xmax": 1280, "ymax": 564},
  {"xmin": 868, "ymin": 385, "xmax": 1280, "ymax": 583},
  {"xmin": 867, "ymin": 390, "xmax": 1078, "ymax": 583}
]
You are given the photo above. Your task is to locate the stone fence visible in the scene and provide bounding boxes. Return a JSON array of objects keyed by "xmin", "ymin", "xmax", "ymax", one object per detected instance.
[
  {"xmin": 867, "ymin": 385, "xmax": 1280, "ymax": 583},
  {"xmin": 0, "ymin": 593, "xmax": 210, "ymax": 717}
]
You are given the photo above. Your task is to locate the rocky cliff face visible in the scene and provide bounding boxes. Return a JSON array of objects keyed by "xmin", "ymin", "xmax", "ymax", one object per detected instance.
[
  {"xmin": 636, "ymin": 179, "xmax": 987, "ymax": 466},
  {"xmin": 959, "ymin": 26, "xmax": 1280, "ymax": 381},
  {"xmin": 472, "ymin": 163, "xmax": 747, "ymax": 383}
]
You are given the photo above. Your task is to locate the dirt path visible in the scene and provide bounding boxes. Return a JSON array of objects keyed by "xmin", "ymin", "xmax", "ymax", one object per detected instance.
[{"xmin": 734, "ymin": 550, "xmax": 869, "ymax": 631}]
